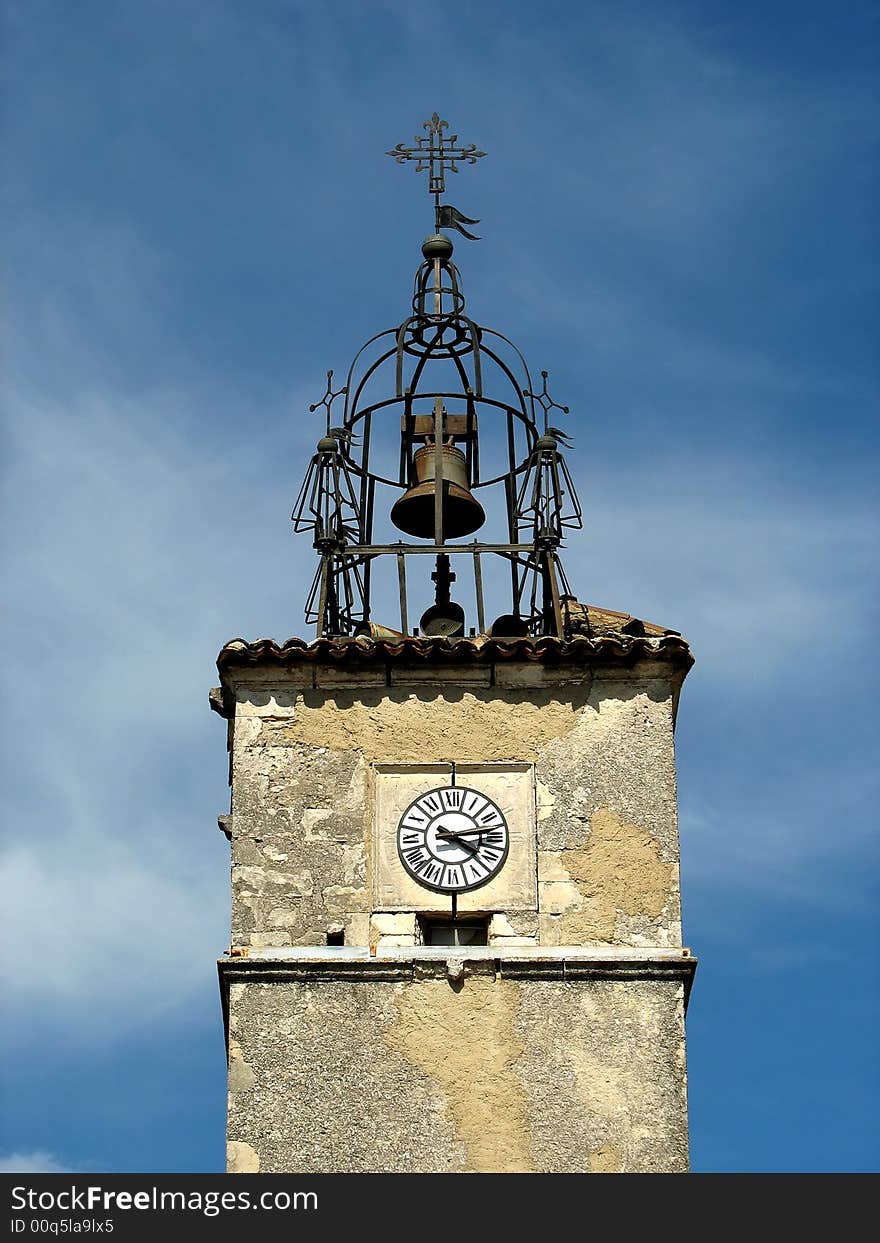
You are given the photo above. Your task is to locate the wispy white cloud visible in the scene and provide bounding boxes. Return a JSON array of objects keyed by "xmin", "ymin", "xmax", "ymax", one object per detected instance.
[
  {"xmin": 1, "ymin": 377, "xmax": 314, "ymax": 1042},
  {"xmin": 680, "ymin": 761, "xmax": 880, "ymax": 908},
  {"xmin": 0, "ymin": 1151, "xmax": 72, "ymax": 1174}
]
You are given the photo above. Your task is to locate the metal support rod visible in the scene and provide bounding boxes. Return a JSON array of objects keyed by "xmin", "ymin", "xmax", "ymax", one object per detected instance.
[
  {"xmin": 505, "ymin": 473, "xmax": 520, "ymax": 613},
  {"xmin": 358, "ymin": 411, "xmax": 372, "ymax": 542},
  {"xmin": 433, "ymin": 396, "xmax": 444, "ymax": 546},
  {"xmin": 544, "ymin": 551, "xmax": 564, "ymax": 637},
  {"xmin": 342, "ymin": 542, "xmax": 534, "ymax": 556},
  {"xmin": 316, "ymin": 557, "xmax": 331, "ymax": 637},
  {"xmin": 466, "ymin": 389, "xmax": 479, "ymax": 483},
  {"xmin": 401, "ymin": 390, "xmax": 414, "ymax": 485},
  {"xmin": 473, "ymin": 549, "xmax": 485, "ymax": 633},
  {"xmin": 397, "ymin": 552, "xmax": 408, "ymax": 635},
  {"xmin": 362, "ymin": 477, "xmax": 375, "ymax": 619},
  {"xmin": 505, "ymin": 408, "xmax": 522, "ymax": 615}
]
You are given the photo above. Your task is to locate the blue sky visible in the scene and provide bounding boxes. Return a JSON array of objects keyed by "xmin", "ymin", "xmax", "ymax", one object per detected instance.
[{"xmin": 2, "ymin": 0, "xmax": 877, "ymax": 1173}]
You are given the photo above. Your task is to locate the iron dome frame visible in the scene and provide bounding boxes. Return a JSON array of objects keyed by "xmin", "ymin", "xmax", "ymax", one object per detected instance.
[{"xmin": 291, "ymin": 116, "xmax": 583, "ymax": 641}]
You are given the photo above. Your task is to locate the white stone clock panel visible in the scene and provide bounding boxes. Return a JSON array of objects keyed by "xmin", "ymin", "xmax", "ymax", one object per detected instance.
[{"xmin": 372, "ymin": 762, "xmax": 537, "ymax": 912}]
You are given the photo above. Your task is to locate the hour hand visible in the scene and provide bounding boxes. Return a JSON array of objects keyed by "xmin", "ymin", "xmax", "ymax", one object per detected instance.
[{"xmin": 434, "ymin": 831, "xmax": 478, "ymax": 856}]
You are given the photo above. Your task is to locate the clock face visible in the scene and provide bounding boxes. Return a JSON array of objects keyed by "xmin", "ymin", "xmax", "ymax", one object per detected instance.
[{"xmin": 396, "ymin": 785, "xmax": 510, "ymax": 894}]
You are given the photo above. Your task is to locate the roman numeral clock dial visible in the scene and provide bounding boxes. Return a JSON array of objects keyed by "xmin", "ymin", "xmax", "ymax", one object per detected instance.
[{"xmin": 396, "ymin": 786, "xmax": 510, "ymax": 893}]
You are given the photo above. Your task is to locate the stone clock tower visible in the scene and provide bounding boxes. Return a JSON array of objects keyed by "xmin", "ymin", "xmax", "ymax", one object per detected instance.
[{"xmin": 212, "ymin": 114, "xmax": 696, "ymax": 1174}]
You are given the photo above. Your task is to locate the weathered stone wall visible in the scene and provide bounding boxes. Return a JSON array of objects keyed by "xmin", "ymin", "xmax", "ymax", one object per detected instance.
[
  {"xmin": 222, "ymin": 659, "xmax": 684, "ymax": 950},
  {"xmin": 224, "ymin": 962, "xmax": 691, "ymax": 1174}
]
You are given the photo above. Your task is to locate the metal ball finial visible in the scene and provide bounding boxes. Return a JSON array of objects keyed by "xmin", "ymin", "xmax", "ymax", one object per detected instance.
[{"xmin": 421, "ymin": 232, "xmax": 454, "ymax": 262}]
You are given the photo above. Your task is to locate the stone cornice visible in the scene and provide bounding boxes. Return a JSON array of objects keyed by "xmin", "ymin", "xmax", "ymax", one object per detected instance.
[
  {"xmin": 212, "ymin": 633, "xmax": 693, "ymax": 718},
  {"xmin": 219, "ymin": 948, "xmax": 697, "ymax": 994},
  {"xmin": 217, "ymin": 947, "xmax": 697, "ymax": 1057}
]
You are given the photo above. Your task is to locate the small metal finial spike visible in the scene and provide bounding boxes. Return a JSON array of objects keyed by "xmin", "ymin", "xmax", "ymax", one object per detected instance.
[
  {"xmin": 525, "ymin": 370, "xmax": 571, "ymax": 433},
  {"xmin": 307, "ymin": 369, "xmax": 348, "ymax": 434}
]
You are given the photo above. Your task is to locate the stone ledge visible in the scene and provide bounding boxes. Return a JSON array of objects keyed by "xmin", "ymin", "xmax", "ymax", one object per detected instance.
[
  {"xmin": 217, "ymin": 950, "xmax": 698, "ymax": 1043},
  {"xmin": 231, "ymin": 944, "xmax": 693, "ymax": 961},
  {"xmin": 219, "ymin": 949, "xmax": 696, "ymax": 990}
]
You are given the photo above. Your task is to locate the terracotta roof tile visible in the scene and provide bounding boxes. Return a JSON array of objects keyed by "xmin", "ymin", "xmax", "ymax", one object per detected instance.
[{"xmin": 217, "ymin": 628, "xmax": 692, "ymax": 674}]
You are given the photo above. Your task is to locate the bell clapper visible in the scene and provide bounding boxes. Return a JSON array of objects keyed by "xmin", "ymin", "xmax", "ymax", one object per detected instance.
[{"xmin": 419, "ymin": 553, "xmax": 465, "ymax": 638}]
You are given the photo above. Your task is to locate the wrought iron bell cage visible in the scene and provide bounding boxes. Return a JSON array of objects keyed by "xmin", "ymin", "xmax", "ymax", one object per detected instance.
[{"xmin": 291, "ymin": 118, "xmax": 583, "ymax": 642}]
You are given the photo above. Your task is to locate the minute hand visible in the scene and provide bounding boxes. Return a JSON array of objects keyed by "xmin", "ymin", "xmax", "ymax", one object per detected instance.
[{"xmin": 435, "ymin": 827, "xmax": 496, "ymax": 839}]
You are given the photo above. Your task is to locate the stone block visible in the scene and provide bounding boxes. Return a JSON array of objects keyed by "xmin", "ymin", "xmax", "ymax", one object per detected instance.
[
  {"xmin": 493, "ymin": 663, "xmax": 592, "ymax": 689},
  {"xmin": 370, "ymin": 912, "xmax": 417, "ymax": 937},
  {"xmin": 313, "ymin": 667, "xmax": 388, "ymax": 689},
  {"xmin": 537, "ymin": 851, "xmax": 569, "ymax": 882},
  {"xmin": 322, "ymin": 885, "xmax": 369, "ymax": 915},
  {"xmin": 232, "ymin": 717, "xmax": 262, "ymax": 748},
  {"xmin": 391, "ymin": 665, "xmax": 493, "ymax": 687},
  {"xmin": 232, "ymin": 866, "xmax": 314, "ymax": 896},
  {"xmin": 536, "ymin": 779, "xmax": 555, "ymax": 823},
  {"xmin": 227, "ymin": 1141, "xmax": 260, "ymax": 1174},
  {"xmin": 488, "ymin": 913, "xmax": 518, "ymax": 938},
  {"xmin": 266, "ymin": 908, "xmax": 305, "ymax": 929},
  {"xmin": 345, "ymin": 914, "xmax": 371, "ymax": 946},
  {"xmin": 539, "ymin": 880, "xmax": 583, "ymax": 914},
  {"xmin": 247, "ymin": 931, "xmax": 292, "ymax": 948},
  {"xmin": 235, "ymin": 690, "xmax": 298, "ymax": 718},
  {"xmin": 290, "ymin": 932, "xmax": 327, "ymax": 947},
  {"xmin": 538, "ymin": 914, "xmax": 562, "ymax": 946}
]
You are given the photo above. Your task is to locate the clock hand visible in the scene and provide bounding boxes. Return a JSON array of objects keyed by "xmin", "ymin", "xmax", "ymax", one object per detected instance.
[
  {"xmin": 434, "ymin": 827, "xmax": 491, "ymax": 839},
  {"xmin": 436, "ymin": 833, "xmax": 478, "ymax": 857}
]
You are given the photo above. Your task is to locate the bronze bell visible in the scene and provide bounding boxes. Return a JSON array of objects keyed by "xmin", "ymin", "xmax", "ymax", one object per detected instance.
[{"xmin": 391, "ymin": 444, "xmax": 485, "ymax": 539}]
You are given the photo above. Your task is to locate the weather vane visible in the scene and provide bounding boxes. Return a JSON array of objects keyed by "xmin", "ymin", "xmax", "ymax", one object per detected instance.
[{"xmin": 387, "ymin": 112, "xmax": 486, "ymax": 239}]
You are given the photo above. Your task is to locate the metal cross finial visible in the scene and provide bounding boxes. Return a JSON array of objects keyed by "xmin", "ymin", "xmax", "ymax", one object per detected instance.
[
  {"xmin": 525, "ymin": 370, "xmax": 570, "ymax": 433},
  {"xmin": 308, "ymin": 370, "xmax": 348, "ymax": 435},
  {"xmin": 387, "ymin": 112, "xmax": 486, "ymax": 216}
]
